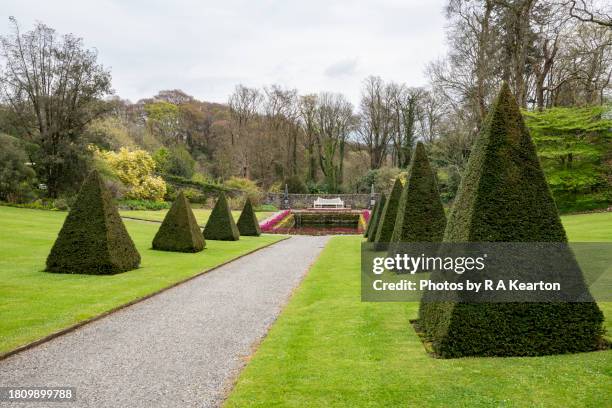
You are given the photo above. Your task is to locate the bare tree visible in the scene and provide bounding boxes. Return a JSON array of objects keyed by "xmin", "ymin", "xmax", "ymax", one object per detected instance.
[
  {"xmin": 314, "ymin": 93, "xmax": 354, "ymax": 192},
  {"xmin": 299, "ymin": 94, "xmax": 319, "ymax": 182},
  {"xmin": 565, "ymin": 0, "xmax": 612, "ymax": 27},
  {"xmin": 0, "ymin": 18, "xmax": 112, "ymax": 196},
  {"xmin": 358, "ymin": 76, "xmax": 393, "ymax": 169},
  {"xmin": 263, "ymin": 85, "xmax": 300, "ymax": 178},
  {"xmin": 228, "ymin": 84, "xmax": 261, "ymax": 177}
]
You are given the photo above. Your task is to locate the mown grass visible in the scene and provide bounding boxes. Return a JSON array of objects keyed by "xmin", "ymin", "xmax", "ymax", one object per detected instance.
[
  {"xmin": 226, "ymin": 213, "xmax": 612, "ymax": 407},
  {"xmin": 119, "ymin": 208, "xmax": 276, "ymax": 225},
  {"xmin": 561, "ymin": 212, "xmax": 612, "ymax": 242},
  {"xmin": 0, "ymin": 206, "xmax": 284, "ymax": 355}
]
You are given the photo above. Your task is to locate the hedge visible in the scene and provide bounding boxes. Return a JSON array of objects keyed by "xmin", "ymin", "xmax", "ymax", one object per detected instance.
[
  {"xmin": 46, "ymin": 170, "xmax": 140, "ymax": 274},
  {"xmin": 391, "ymin": 142, "xmax": 446, "ymax": 243},
  {"xmin": 152, "ymin": 190, "xmax": 205, "ymax": 252},
  {"xmin": 366, "ymin": 193, "xmax": 386, "ymax": 243},
  {"xmin": 419, "ymin": 83, "xmax": 604, "ymax": 358},
  {"xmin": 203, "ymin": 192, "xmax": 240, "ymax": 241},
  {"xmin": 373, "ymin": 178, "xmax": 403, "ymax": 245},
  {"xmin": 364, "ymin": 200, "xmax": 379, "ymax": 238},
  {"xmin": 237, "ymin": 197, "xmax": 261, "ymax": 236}
]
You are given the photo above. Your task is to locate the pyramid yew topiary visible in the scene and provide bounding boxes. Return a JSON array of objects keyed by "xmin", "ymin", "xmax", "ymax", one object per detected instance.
[
  {"xmin": 46, "ymin": 170, "xmax": 141, "ymax": 274},
  {"xmin": 419, "ymin": 83, "xmax": 604, "ymax": 357},
  {"xmin": 203, "ymin": 192, "xmax": 240, "ymax": 241},
  {"xmin": 237, "ymin": 198, "xmax": 261, "ymax": 236},
  {"xmin": 363, "ymin": 200, "xmax": 380, "ymax": 238},
  {"xmin": 391, "ymin": 142, "xmax": 446, "ymax": 243},
  {"xmin": 152, "ymin": 190, "xmax": 205, "ymax": 252},
  {"xmin": 373, "ymin": 178, "xmax": 403, "ymax": 244},
  {"xmin": 366, "ymin": 193, "xmax": 386, "ymax": 242}
]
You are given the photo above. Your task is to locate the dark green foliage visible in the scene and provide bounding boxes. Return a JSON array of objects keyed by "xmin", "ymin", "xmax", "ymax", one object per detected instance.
[
  {"xmin": 0, "ymin": 134, "xmax": 37, "ymax": 203},
  {"xmin": 237, "ymin": 198, "xmax": 261, "ymax": 236},
  {"xmin": 391, "ymin": 142, "xmax": 446, "ymax": 243},
  {"xmin": 373, "ymin": 178, "xmax": 403, "ymax": 244},
  {"xmin": 363, "ymin": 200, "xmax": 380, "ymax": 238},
  {"xmin": 46, "ymin": 170, "xmax": 140, "ymax": 274},
  {"xmin": 284, "ymin": 175, "xmax": 308, "ymax": 193},
  {"xmin": 162, "ymin": 174, "xmax": 232, "ymax": 194},
  {"xmin": 366, "ymin": 193, "xmax": 386, "ymax": 242},
  {"xmin": 203, "ymin": 192, "xmax": 240, "ymax": 241},
  {"xmin": 419, "ymin": 83, "xmax": 604, "ymax": 358},
  {"xmin": 152, "ymin": 191, "xmax": 205, "ymax": 252},
  {"xmin": 154, "ymin": 146, "xmax": 196, "ymax": 179}
]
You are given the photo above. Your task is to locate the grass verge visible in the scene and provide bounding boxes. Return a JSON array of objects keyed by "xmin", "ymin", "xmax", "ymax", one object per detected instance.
[{"xmin": 0, "ymin": 206, "xmax": 284, "ymax": 355}]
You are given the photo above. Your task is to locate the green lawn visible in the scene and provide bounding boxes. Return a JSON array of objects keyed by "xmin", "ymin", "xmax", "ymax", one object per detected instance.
[
  {"xmin": 226, "ymin": 213, "xmax": 612, "ymax": 408},
  {"xmin": 561, "ymin": 212, "xmax": 612, "ymax": 242},
  {"xmin": 119, "ymin": 208, "xmax": 276, "ymax": 226},
  {"xmin": 0, "ymin": 206, "xmax": 284, "ymax": 355}
]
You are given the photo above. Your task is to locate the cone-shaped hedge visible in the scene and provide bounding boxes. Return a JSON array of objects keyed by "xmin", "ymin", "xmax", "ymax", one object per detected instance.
[
  {"xmin": 152, "ymin": 191, "xmax": 205, "ymax": 252},
  {"xmin": 46, "ymin": 170, "xmax": 140, "ymax": 274},
  {"xmin": 366, "ymin": 193, "xmax": 386, "ymax": 242},
  {"xmin": 363, "ymin": 200, "xmax": 379, "ymax": 238},
  {"xmin": 237, "ymin": 198, "xmax": 261, "ymax": 236},
  {"xmin": 203, "ymin": 192, "xmax": 240, "ymax": 241},
  {"xmin": 391, "ymin": 142, "xmax": 446, "ymax": 243},
  {"xmin": 419, "ymin": 83, "xmax": 604, "ymax": 357},
  {"xmin": 373, "ymin": 178, "xmax": 403, "ymax": 244}
]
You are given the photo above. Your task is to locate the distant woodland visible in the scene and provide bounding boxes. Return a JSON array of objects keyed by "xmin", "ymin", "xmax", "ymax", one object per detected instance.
[{"xmin": 1, "ymin": 1, "xmax": 610, "ymax": 212}]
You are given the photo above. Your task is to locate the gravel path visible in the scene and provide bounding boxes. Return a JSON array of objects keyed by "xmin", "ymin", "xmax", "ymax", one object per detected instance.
[{"xmin": 0, "ymin": 235, "xmax": 329, "ymax": 408}]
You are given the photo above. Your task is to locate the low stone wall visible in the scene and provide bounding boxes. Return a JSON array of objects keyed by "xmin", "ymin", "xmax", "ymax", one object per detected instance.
[{"xmin": 263, "ymin": 193, "xmax": 379, "ymax": 209}]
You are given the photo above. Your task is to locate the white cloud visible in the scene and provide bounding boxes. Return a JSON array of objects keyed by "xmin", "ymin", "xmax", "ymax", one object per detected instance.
[
  {"xmin": 325, "ymin": 58, "xmax": 359, "ymax": 78},
  {"xmin": 1, "ymin": 0, "xmax": 447, "ymax": 105}
]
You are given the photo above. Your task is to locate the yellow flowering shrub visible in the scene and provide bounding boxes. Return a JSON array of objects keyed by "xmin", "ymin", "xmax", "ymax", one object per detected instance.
[{"xmin": 96, "ymin": 147, "xmax": 167, "ymax": 201}]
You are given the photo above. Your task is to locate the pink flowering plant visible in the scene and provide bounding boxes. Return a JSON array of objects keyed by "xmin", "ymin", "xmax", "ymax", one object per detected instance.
[{"xmin": 260, "ymin": 210, "xmax": 291, "ymax": 232}]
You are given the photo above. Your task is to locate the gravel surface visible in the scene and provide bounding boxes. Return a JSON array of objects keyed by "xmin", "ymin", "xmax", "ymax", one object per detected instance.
[{"xmin": 0, "ymin": 235, "xmax": 329, "ymax": 408}]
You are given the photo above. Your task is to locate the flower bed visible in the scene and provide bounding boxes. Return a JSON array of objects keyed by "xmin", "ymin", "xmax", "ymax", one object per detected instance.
[{"xmin": 260, "ymin": 210, "xmax": 291, "ymax": 232}]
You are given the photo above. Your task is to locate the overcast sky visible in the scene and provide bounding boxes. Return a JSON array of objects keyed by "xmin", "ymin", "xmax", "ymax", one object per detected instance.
[{"xmin": 2, "ymin": 0, "xmax": 448, "ymax": 105}]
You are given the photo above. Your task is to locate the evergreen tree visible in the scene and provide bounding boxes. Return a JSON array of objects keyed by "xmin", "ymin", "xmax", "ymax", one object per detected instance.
[
  {"xmin": 391, "ymin": 142, "xmax": 446, "ymax": 243},
  {"xmin": 364, "ymin": 200, "xmax": 380, "ymax": 238},
  {"xmin": 152, "ymin": 190, "xmax": 205, "ymax": 252},
  {"xmin": 366, "ymin": 193, "xmax": 386, "ymax": 243},
  {"xmin": 203, "ymin": 192, "xmax": 240, "ymax": 241},
  {"xmin": 373, "ymin": 178, "xmax": 403, "ymax": 244},
  {"xmin": 237, "ymin": 198, "xmax": 261, "ymax": 236},
  {"xmin": 419, "ymin": 83, "xmax": 604, "ymax": 357},
  {"xmin": 46, "ymin": 170, "xmax": 140, "ymax": 274}
]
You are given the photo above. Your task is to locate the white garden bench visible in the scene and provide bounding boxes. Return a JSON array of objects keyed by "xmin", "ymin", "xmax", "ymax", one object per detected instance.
[{"xmin": 313, "ymin": 197, "xmax": 345, "ymax": 209}]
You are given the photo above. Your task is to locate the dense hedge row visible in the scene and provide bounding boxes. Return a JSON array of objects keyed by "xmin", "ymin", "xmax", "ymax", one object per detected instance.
[
  {"xmin": 419, "ymin": 83, "xmax": 604, "ymax": 357},
  {"xmin": 46, "ymin": 170, "xmax": 141, "ymax": 274},
  {"xmin": 152, "ymin": 190, "xmax": 205, "ymax": 252},
  {"xmin": 162, "ymin": 174, "xmax": 235, "ymax": 195},
  {"xmin": 203, "ymin": 192, "xmax": 240, "ymax": 241},
  {"xmin": 237, "ymin": 198, "xmax": 261, "ymax": 236}
]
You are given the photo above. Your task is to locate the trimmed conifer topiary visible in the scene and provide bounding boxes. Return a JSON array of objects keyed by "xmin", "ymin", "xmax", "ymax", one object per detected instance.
[
  {"xmin": 237, "ymin": 198, "xmax": 261, "ymax": 236},
  {"xmin": 391, "ymin": 142, "xmax": 446, "ymax": 243},
  {"xmin": 419, "ymin": 83, "xmax": 604, "ymax": 357},
  {"xmin": 366, "ymin": 193, "xmax": 386, "ymax": 242},
  {"xmin": 203, "ymin": 192, "xmax": 240, "ymax": 241},
  {"xmin": 373, "ymin": 178, "xmax": 403, "ymax": 244},
  {"xmin": 46, "ymin": 170, "xmax": 141, "ymax": 274},
  {"xmin": 152, "ymin": 190, "xmax": 205, "ymax": 252},
  {"xmin": 363, "ymin": 200, "xmax": 380, "ymax": 238}
]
